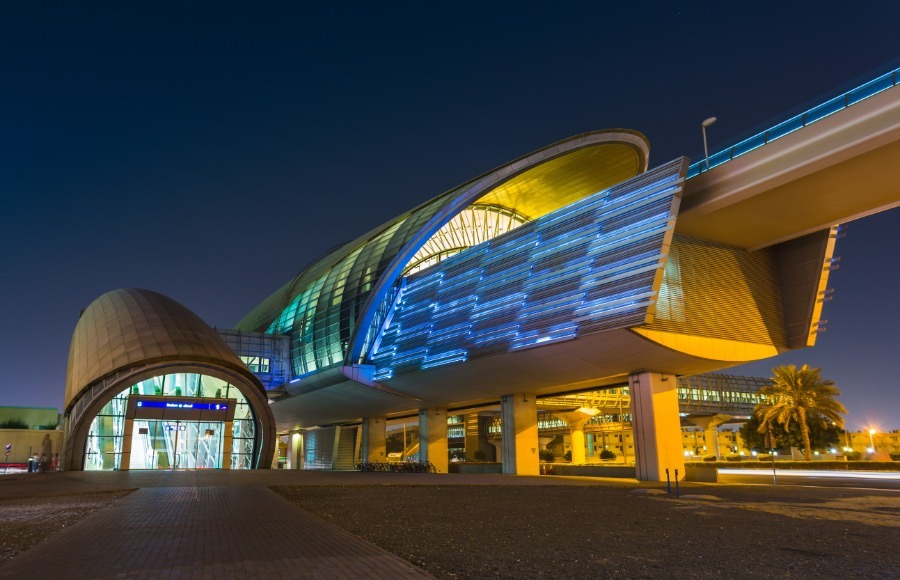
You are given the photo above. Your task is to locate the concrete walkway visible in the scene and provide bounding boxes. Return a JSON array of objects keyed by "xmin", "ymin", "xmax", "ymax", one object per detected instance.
[{"xmin": 0, "ymin": 484, "xmax": 430, "ymax": 579}]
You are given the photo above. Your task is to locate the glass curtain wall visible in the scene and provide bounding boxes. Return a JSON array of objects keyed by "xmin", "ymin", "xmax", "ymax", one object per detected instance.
[{"xmin": 83, "ymin": 373, "xmax": 257, "ymax": 471}]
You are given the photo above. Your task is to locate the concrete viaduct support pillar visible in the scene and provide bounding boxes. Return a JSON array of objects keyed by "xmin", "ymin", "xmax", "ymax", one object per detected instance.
[
  {"xmin": 465, "ymin": 413, "xmax": 491, "ymax": 461},
  {"xmin": 361, "ymin": 416, "xmax": 387, "ymax": 463},
  {"xmin": 629, "ymin": 372, "xmax": 684, "ymax": 481},
  {"xmin": 688, "ymin": 414, "xmax": 733, "ymax": 458},
  {"xmin": 556, "ymin": 410, "xmax": 595, "ymax": 465},
  {"xmin": 500, "ymin": 393, "xmax": 539, "ymax": 476},
  {"xmin": 419, "ymin": 407, "xmax": 448, "ymax": 473},
  {"xmin": 287, "ymin": 430, "xmax": 303, "ymax": 470},
  {"xmin": 570, "ymin": 424, "xmax": 586, "ymax": 464}
]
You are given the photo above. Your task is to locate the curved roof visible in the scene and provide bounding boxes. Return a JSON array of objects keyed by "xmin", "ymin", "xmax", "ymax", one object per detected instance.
[
  {"xmin": 66, "ymin": 288, "xmax": 262, "ymax": 409},
  {"xmin": 237, "ymin": 130, "xmax": 650, "ymax": 380}
]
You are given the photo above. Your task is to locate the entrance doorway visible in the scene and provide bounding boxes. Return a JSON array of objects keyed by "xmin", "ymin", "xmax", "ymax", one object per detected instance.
[{"xmin": 129, "ymin": 420, "xmax": 225, "ymax": 469}]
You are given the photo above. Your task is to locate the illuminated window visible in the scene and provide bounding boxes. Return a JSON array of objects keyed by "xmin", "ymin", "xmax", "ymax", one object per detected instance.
[
  {"xmin": 240, "ymin": 356, "xmax": 270, "ymax": 374},
  {"xmin": 404, "ymin": 204, "xmax": 530, "ymax": 275}
]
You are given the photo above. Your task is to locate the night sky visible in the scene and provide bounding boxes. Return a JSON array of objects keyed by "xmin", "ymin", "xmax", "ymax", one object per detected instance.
[{"xmin": 2, "ymin": 4, "xmax": 898, "ymax": 430}]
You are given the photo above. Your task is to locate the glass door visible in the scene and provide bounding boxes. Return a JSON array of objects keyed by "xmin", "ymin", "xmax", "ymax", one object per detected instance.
[{"xmin": 129, "ymin": 420, "xmax": 224, "ymax": 469}]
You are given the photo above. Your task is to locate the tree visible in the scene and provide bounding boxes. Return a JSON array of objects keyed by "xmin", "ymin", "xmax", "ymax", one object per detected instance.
[
  {"xmin": 739, "ymin": 413, "xmax": 841, "ymax": 453},
  {"xmin": 754, "ymin": 364, "xmax": 846, "ymax": 461}
]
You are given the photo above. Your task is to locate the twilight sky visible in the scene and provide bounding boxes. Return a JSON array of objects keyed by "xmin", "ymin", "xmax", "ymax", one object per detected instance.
[{"xmin": 1, "ymin": 3, "xmax": 898, "ymax": 430}]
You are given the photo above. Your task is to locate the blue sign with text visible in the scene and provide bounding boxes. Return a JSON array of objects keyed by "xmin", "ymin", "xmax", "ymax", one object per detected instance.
[{"xmin": 136, "ymin": 401, "xmax": 228, "ymax": 411}]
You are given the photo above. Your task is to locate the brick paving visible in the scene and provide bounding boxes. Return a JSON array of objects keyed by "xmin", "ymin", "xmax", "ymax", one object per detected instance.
[{"xmin": 0, "ymin": 485, "xmax": 431, "ymax": 579}]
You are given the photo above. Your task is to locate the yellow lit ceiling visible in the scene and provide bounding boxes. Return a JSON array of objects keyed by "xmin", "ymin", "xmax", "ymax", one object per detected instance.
[{"xmin": 473, "ymin": 143, "xmax": 644, "ymax": 220}]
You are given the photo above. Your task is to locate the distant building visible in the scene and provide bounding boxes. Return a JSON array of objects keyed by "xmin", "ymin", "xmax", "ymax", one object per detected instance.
[
  {"xmin": 0, "ymin": 406, "xmax": 62, "ymax": 465},
  {"xmin": 0, "ymin": 406, "xmax": 59, "ymax": 429}
]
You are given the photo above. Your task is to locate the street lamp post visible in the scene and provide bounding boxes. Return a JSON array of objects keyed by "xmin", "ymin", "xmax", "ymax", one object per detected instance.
[{"xmin": 701, "ymin": 117, "xmax": 717, "ymax": 171}]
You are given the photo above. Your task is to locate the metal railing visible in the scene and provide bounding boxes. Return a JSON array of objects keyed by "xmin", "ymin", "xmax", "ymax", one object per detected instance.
[{"xmin": 687, "ymin": 67, "xmax": 900, "ymax": 179}]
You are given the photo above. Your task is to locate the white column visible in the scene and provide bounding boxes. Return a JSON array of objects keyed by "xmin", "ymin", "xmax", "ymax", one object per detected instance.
[
  {"xmin": 120, "ymin": 417, "xmax": 133, "ymax": 471},
  {"xmin": 418, "ymin": 407, "xmax": 448, "ymax": 473},
  {"xmin": 222, "ymin": 420, "xmax": 233, "ymax": 470},
  {"xmin": 500, "ymin": 393, "xmax": 539, "ymax": 476},
  {"xmin": 361, "ymin": 416, "xmax": 387, "ymax": 463},
  {"xmin": 629, "ymin": 372, "xmax": 684, "ymax": 481}
]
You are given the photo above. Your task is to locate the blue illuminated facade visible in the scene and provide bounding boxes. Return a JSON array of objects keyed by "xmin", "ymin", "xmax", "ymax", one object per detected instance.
[
  {"xmin": 235, "ymin": 130, "xmax": 652, "ymax": 390},
  {"xmin": 371, "ymin": 158, "xmax": 687, "ymax": 380}
]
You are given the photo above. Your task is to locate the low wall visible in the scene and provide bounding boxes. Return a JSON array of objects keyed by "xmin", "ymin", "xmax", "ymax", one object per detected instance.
[
  {"xmin": 0, "ymin": 429, "xmax": 64, "ymax": 464},
  {"xmin": 448, "ymin": 462, "xmax": 503, "ymax": 475},
  {"xmin": 547, "ymin": 464, "xmax": 636, "ymax": 478},
  {"xmin": 684, "ymin": 466, "xmax": 718, "ymax": 482}
]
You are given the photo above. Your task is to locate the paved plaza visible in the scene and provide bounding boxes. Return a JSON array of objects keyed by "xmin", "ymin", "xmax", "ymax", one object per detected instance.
[
  {"xmin": 0, "ymin": 470, "xmax": 601, "ymax": 579},
  {"xmin": 0, "ymin": 471, "xmax": 440, "ymax": 579},
  {"xmin": 2, "ymin": 470, "xmax": 899, "ymax": 579}
]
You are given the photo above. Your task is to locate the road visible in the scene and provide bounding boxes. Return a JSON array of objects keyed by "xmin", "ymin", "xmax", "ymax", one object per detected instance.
[{"xmin": 717, "ymin": 468, "xmax": 900, "ymax": 490}]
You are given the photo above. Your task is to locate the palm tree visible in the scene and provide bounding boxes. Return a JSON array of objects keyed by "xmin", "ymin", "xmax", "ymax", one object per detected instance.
[{"xmin": 754, "ymin": 364, "xmax": 847, "ymax": 461}]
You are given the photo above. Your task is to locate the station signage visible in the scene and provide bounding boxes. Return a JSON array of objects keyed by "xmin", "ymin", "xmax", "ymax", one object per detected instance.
[{"xmin": 136, "ymin": 401, "xmax": 228, "ymax": 411}]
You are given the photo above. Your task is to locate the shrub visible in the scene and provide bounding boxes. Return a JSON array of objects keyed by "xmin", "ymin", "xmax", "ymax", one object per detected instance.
[
  {"xmin": 890, "ymin": 452, "xmax": 900, "ymax": 461},
  {"xmin": 757, "ymin": 453, "xmax": 772, "ymax": 461},
  {"xmin": 599, "ymin": 449, "xmax": 616, "ymax": 460},
  {"xmin": 724, "ymin": 454, "xmax": 742, "ymax": 462},
  {"xmin": 702, "ymin": 455, "xmax": 718, "ymax": 462},
  {"xmin": 563, "ymin": 450, "xmax": 572, "ymax": 462},
  {"xmin": 539, "ymin": 449, "xmax": 555, "ymax": 462},
  {"xmin": 0, "ymin": 418, "xmax": 29, "ymax": 429},
  {"xmin": 844, "ymin": 451, "xmax": 862, "ymax": 461}
]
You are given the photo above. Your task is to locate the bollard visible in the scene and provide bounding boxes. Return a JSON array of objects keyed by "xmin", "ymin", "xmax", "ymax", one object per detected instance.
[
  {"xmin": 665, "ymin": 468, "xmax": 671, "ymax": 494},
  {"xmin": 771, "ymin": 452, "xmax": 777, "ymax": 486},
  {"xmin": 675, "ymin": 469, "xmax": 680, "ymax": 498}
]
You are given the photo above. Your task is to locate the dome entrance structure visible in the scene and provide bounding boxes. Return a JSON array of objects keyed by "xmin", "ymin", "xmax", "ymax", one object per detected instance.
[{"xmin": 63, "ymin": 289, "xmax": 276, "ymax": 471}]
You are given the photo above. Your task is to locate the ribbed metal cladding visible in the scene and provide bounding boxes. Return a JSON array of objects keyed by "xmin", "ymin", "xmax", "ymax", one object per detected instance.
[
  {"xmin": 647, "ymin": 235, "xmax": 787, "ymax": 347},
  {"xmin": 370, "ymin": 158, "xmax": 688, "ymax": 380}
]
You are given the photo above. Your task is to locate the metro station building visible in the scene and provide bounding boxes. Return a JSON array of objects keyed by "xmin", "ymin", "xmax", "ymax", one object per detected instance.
[{"xmin": 63, "ymin": 68, "xmax": 900, "ymax": 479}]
